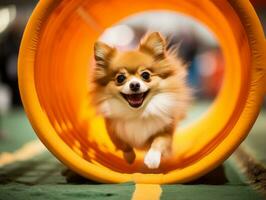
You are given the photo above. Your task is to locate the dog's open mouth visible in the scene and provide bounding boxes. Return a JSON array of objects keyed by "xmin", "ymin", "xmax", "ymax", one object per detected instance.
[{"xmin": 121, "ymin": 91, "xmax": 149, "ymax": 108}]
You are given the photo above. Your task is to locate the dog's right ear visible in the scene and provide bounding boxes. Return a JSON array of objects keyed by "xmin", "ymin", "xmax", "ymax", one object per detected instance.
[
  {"xmin": 139, "ymin": 32, "xmax": 166, "ymax": 60},
  {"xmin": 94, "ymin": 41, "xmax": 115, "ymax": 67}
]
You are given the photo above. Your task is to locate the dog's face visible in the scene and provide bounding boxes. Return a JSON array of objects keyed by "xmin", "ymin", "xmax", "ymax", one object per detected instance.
[
  {"xmin": 92, "ymin": 32, "xmax": 190, "ymax": 119},
  {"xmin": 107, "ymin": 61, "xmax": 155, "ymax": 108}
]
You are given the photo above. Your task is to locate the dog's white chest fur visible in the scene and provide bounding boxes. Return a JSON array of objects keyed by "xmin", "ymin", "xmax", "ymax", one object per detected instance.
[
  {"xmin": 113, "ymin": 116, "xmax": 169, "ymax": 148},
  {"xmin": 101, "ymin": 93, "xmax": 183, "ymax": 148}
]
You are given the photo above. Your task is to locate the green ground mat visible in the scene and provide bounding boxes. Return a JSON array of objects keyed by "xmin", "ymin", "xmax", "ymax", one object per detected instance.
[{"xmin": 244, "ymin": 111, "xmax": 266, "ymax": 164}]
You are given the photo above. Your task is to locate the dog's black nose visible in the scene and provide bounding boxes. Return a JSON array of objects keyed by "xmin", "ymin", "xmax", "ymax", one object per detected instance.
[{"xmin": 129, "ymin": 82, "xmax": 140, "ymax": 92}]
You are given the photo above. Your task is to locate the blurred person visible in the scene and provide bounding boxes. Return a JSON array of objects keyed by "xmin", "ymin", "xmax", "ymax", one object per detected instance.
[{"xmin": 0, "ymin": 24, "xmax": 22, "ymax": 106}]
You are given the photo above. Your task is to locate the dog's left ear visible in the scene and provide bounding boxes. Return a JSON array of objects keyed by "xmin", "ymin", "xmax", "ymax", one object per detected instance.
[
  {"xmin": 94, "ymin": 41, "xmax": 115, "ymax": 67},
  {"xmin": 139, "ymin": 32, "xmax": 166, "ymax": 59},
  {"xmin": 93, "ymin": 41, "xmax": 116, "ymax": 85}
]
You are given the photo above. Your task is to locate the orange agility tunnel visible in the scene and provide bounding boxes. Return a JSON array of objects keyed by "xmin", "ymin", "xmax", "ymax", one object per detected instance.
[{"xmin": 18, "ymin": 0, "xmax": 266, "ymax": 184}]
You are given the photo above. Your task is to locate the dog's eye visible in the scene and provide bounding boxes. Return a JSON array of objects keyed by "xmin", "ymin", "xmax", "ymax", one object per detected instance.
[
  {"xmin": 141, "ymin": 71, "xmax": 150, "ymax": 81},
  {"xmin": 116, "ymin": 74, "xmax": 126, "ymax": 84}
]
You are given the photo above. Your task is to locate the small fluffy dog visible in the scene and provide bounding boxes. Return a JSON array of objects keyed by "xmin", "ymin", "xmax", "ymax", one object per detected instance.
[{"xmin": 91, "ymin": 32, "xmax": 191, "ymax": 169}]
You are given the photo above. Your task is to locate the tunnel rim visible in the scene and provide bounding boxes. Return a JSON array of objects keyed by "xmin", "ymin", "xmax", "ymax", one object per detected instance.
[{"xmin": 18, "ymin": 0, "xmax": 266, "ymax": 184}]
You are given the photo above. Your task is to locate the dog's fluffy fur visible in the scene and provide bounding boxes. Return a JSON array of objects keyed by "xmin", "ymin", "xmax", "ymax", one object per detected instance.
[{"xmin": 91, "ymin": 32, "xmax": 191, "ymax": 169}]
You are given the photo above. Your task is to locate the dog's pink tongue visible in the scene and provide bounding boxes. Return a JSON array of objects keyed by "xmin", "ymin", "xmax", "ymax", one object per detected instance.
[{"xmin": 127, "ymin": 93, "xmax": 144, "ymax": 107}]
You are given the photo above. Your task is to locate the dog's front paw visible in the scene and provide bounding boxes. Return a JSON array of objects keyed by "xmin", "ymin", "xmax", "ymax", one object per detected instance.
[
  {"xmin": 123, "ymin": 150, "xmax": 136, "ymax": 164},
  {"xmin": 144, "ymin": 149, "xmax": 161, "ymax": 169}
]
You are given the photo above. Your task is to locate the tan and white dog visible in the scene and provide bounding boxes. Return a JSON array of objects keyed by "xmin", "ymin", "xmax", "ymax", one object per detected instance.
[{"xmin": 91, "ymin": 32, "xmax": 191, "ymax": 169}]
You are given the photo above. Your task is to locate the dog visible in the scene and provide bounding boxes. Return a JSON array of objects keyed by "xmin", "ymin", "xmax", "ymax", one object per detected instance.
[{"xmin": 91, "ymin": 32, "xmax": 191, "ymax": 169}]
